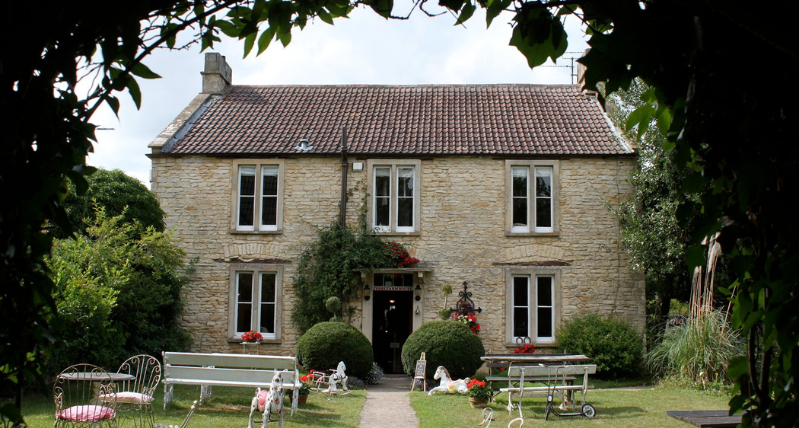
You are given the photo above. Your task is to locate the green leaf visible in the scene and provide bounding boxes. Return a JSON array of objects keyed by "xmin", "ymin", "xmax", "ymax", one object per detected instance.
[
  {"xmin": 625, "ymin": 104, "xmax": 654, "ymax": 133},
  {"xmin": 243, "ymin": 32, "xmax": 257, "ymax": 57},
  {"xmin": 486, "ymin": 0, "xmax": 511, "ymax": 28},
  {"xmin": 277, "ymin": 29, "xmax": 292, "ymax": 47},
  {"xmin": 127, "ymin": 77, "xmax": 142, "ymax": 109},
  {"xmin": 257, "ymin": 27, "xmax": 276, "ymax": 55},
  {"xmin": 214, "ymin": 20, "xmax": 241, "ymax": 38},
  {"xmin": 685, "ymin": 244, "xmax": 705, "ymax": 270},
  {"xmin": 368, "ymin": 0, "xmax": 393, "ymax": 18},
  {"xmin": 726, "ymin": 356, "xmax": 748, "ymax": 379},
  {"xmin": 130, "ymin": 62, "xmax": 161, "ymax": 80},
  {"xmin": 106, "ymin": 96, "xmax": 120, "ymax": 117},
  {"xmin": 317, "ymin": 8, "xmax": 334, "ymax": 25},
  {"xmin": 440, "ymin": 0, "xmax": 465, "ymax": 12},
  {"xmin": 456, "ymin": 2, "xmax": 476, "ymax": 25}
]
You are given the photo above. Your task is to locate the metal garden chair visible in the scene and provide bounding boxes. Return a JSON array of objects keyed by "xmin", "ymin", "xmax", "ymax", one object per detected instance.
[{"xmin": 53, "ymin": 364, "xmax": 118, "ymax": 428}]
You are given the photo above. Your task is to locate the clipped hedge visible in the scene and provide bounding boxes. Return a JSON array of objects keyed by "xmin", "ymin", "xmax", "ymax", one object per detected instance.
[
  {"xmin": 296, "ymin": 321, "xmax": 374, "ymax": 379},
  {"xmin": 401, "ymin": 321, "xmax": 484, "ymax": 380},
  {"xmin": 556, "ymin": 312, "xmax": 644, "ymax": 379}
]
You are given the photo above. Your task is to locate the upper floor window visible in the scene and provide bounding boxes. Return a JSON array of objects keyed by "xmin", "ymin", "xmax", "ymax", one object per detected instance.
[
  {"xmin": 368, "ymin": 160, "xmax": 421, "ymax": 234},
  {"xmin": 228, "ymin": 264, "xmax": 283, "ymax": 341},
  {"xmin": 506, "ymin": 160, "xmax": 559, "ymax": 235},
  {"xmin": 233, "ymin": 161, "xmax": 284, "ymax": 233}
]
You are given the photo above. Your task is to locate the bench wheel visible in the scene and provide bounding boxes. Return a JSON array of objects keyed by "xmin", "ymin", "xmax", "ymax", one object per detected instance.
[{"xmin": 581, "ymin": 403, "xmax": 596, "ymax": 418}]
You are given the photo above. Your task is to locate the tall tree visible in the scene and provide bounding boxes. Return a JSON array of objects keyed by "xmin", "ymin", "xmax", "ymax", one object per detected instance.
[
  {"xmin": 2, "ymin": 1, "xmax": 798, "ymax": 425},
  {"xmin": 607, "ymin": 80, "xmax": 695, "ymax": 325}
]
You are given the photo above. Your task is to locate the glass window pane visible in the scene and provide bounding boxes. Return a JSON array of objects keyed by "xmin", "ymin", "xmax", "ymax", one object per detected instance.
[
  {"xmin": 238, "ymin": 273, "xmax": 253, "ymax": 302},
  {"xmin": 537, "ymin": 308, "xmax": 553, "ymax": 337},
  {"xmin": 513, "ymin": 277, "xmax": 528, "ymax": 306},
  {"xmin": 397, "ymin": 198, "xmax": 413, "ymax": 227},
  {"xmin": 261, "ymin": 273, "xmax": 276, "ymax": 303},
  {"xmin": 240, "ymin": 168, "xmax": 256, "ymax": 196},
  {"xmin": 261, "ymin": 198, "xmax": 277, "ymax": 226},
  {"xmin": 262, "ymin": 169, "xmax": 278, "ymax": 196},
  {"xmin": 260, "ymin": 304, "xmax": 275, "ymax": 334},
  {"xmin": 398, "ymin": 168, "xmax": 414, "ymax": 197},
  {"xmin": 536, "ymin": 199, "xmax": 552, "ymax": 228},
  {"xmin": 239, "ymin": 197, "xmax": 254, "ymax": 226},
  {"xmin": 237, "ymin": 305, "xmax": 252, "ymax": 332},
  {"xmin": 512, "ymin": 167, "xmax": 528, "ymax": 197},
  {"xmin": 535, "ymin": 167, "xmax": 551, "ymax": 197},
  {"xmin": 513, "ymin": 198, "xmax": 528, "ymax": 227},
  {"xmin": 375, "ymin": 168, "xmax": 391, "ymax": 196},
  {"xmin": 375, "ymin": 197, "xmax": 390, "ymax": 227},
  {"xmin": 537, "ymin": 277, "xmax": 553, "ymax": 306},
  {"xmin": 513, "ymin": 308, "xmax": 529, "ymax": 337}
]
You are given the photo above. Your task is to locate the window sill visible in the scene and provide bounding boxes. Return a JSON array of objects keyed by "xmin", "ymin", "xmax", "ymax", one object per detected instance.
[
  {"xmin": 373, "ymin": 231, "xmax": 421, "ymax": 237},
  {"xmin": 504, "ymin": 231, "xmax": 559, "ymax": 238},
  {"xmin": 229, "ymin": 229, "xmax": 283, "ymax": 235},
  {"xmin": 228, "ymin": 338, "xmax": 282, "ymax": 344}
]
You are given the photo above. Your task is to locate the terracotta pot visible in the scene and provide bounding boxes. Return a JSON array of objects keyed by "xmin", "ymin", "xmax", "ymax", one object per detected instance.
[
  {"xmin": 297, "ymin": 394, "xmax": 308, "ymax": 405},
  {"xmin": 468, "ymin": 397, "xmax": 488, "ymax": 408}
]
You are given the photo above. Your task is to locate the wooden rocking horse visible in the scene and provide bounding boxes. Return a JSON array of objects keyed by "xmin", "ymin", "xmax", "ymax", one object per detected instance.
[
  {"xmin": 248, "ymin": 372, "xmax": 285, "ymax": 428},
  {"xmin": 428, "ymin": 366, "xmax": 470, "ymax": 395}
]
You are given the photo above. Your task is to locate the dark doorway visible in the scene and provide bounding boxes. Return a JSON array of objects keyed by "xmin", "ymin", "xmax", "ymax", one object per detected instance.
[{"xmin": 372, "ymin": 286, "xmax": 413, "ymax": 374}]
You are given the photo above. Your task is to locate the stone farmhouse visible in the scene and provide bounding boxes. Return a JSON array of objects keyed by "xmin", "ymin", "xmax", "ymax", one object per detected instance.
[{"xmin": 148, "ymin": 53, "xmax": 644, "ymax": 373}]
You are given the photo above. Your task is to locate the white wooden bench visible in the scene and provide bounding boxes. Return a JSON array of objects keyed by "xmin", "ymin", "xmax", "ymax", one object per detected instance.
[
  {"xmin": 161, "ymin": 352, "xmax": 302, "ymax": 414},
  {"xmin": 500, "ymin": 364, "xmax": 596, "ymax": 416}
]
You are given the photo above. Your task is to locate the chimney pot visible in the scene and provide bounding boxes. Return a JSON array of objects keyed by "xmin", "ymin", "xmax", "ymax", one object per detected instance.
[{"xmin": 201, "ymin": 52, "xmax": 232, "ymax": 95}]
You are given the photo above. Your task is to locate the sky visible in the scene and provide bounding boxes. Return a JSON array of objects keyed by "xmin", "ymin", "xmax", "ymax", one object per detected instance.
[{"xmin": 88, "ymin": 4, "xmax": 589, "ymax": 187}]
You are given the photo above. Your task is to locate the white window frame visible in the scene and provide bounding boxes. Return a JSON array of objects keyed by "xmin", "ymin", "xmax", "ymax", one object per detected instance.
[
  {"xmin": 228, "ymin": 264, "xmax": 283, "ymax": 342},
  {"xmin": 505, "ymin": 268, "xmax": 561, "ymax": 345},
  {"xmin": 232, "ymin": 160, "xmax": 285, "ymax": 233},
  {"xmin": 505, "ymin": 160, "xmax": 559, "ymax": 235},
  {"xmin": 367, "ymin": 159, "xmax": 421, "ymax": 234}
]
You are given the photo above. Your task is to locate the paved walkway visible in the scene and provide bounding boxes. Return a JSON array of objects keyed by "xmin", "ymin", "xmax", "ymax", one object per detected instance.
[{"xmin": 359, "ymin": 375, "xmax": 420, "ymax": 428}]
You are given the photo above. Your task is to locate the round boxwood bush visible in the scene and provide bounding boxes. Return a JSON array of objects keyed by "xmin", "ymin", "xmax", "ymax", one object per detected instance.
[
  {"xmin": 401, "ymin": 321, "xmax": 484, "ymax": 380},
  {"xmin": 296, "ymin": 321, "xmax": 374, "ymax": 379},
  {"xmin": 556, "ymin": 312, "xmax": 644, "ymax": 379}
]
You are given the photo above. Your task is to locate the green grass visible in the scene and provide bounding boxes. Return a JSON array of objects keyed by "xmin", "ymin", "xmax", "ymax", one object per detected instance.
[
  {"xmin": 410, "ymin": 386, "xmax": 731, "ymax": 428},
  {"xmin": 14, "ymin": 384, "xmax": 365, "ymax": 428}
]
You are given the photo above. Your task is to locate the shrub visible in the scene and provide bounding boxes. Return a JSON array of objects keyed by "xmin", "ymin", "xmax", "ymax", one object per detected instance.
[
  {"xmin": 556, "ymin": 312, "xmax": 643, "ymax": 379},
  {"xmin": 401, "ymin": 321, "xmax": 484, "ymax": 379},
  {"xmin": 646, "ymin": 309, "xmax": 743, "ymax": 389},
  {"xmin": 296, "ymin": 321, "xmax": 374, "ymax": 379},
  {"xmin": 363, "ymin": 363, "xmax": 384, "ymax": 385}
]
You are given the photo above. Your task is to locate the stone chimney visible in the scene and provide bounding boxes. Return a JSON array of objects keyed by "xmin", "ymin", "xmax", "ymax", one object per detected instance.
[{"xmin": 201, "ymin": 52, "xmax": 232, "ymax": 95}]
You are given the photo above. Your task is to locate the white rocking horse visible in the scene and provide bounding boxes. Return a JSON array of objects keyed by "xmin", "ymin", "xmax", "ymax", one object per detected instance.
[
  {"xmin": 325, "ymin": 361, "xmax": 349, "ymax": 395},
  {"xmin": 248, "ymin": 372, "xmax": 285, "ymax": 428},
  {"xmin": 428, "ymin": 366, "xmax": 470, "ymax": 395}
]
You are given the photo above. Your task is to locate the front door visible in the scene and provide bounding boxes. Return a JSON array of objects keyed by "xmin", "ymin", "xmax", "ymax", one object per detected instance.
[{"xmin": 372, "ymin": 274, "xmax": 413, "ymax": 374}]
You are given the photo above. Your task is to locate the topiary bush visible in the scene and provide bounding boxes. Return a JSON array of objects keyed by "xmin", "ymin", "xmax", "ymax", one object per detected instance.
[
  {"xmin": 556, "ymin": 312, "xmax": 644, "ymax": 379},
  {"xmin": 296, "ymin": 321, "xmax": 374, "ymax": 379},
  {"xmin": 401, "ymin": 321, "xmax": 484, "ymax": 380}
]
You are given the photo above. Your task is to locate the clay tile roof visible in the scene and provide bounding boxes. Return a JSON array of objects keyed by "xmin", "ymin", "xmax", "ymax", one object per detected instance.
[{"xmin": 167, "ymin": 84, "xmax": 632, "ymax": 156}]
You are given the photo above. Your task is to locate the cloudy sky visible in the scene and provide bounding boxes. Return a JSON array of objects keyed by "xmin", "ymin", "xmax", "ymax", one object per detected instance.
[{"xmin": 88, "ymin": 4, "xmax": 589, "ymax": 186}]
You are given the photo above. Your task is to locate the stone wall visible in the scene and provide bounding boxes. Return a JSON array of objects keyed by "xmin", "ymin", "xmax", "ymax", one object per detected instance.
[{"xmin": 151, "ymin": 154, "xmax": 644, "ymax": 356}]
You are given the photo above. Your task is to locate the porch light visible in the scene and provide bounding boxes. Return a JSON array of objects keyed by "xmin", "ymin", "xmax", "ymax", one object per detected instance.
[
  {"xmin": 415, "ymin": 284, "xmax": 422, "ymax": 301},
  {"xmin": 364, "ymin": 284, "xmax": 371, "ymax": 301}
]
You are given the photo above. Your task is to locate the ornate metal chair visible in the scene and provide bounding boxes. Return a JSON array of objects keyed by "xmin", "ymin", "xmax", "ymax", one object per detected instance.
[
  {"xmin": 107, "ymin": 354, "xmax": 162, "ymax": 427},
  {"xmin": 53, "ymin": 364, "xmax": 118, "ymax": 428}
]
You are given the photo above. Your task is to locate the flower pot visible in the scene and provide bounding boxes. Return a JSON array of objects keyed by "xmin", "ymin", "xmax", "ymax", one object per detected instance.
[
  {"xmin": 469, "ymin": 397, "xmax": 488, "ymax": 408},
  {"xmin": 297, "ymin": 394, "xmax": 308, "ymax": 405}
]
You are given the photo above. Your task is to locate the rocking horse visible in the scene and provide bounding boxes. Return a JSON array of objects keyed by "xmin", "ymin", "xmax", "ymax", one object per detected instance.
[
  {"xmin": 428, "ymin": 366, "xmax": 470, "ymax": 395},
  {"xmin": 325, "ymin": 361, "xmax": 349, "ymax": 395},
  {"xmin": 248, "ymin": 372, "xmax": 285, "ymax": 428}
]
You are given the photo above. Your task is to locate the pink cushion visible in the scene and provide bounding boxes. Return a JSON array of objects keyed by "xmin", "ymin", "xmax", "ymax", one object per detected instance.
[
  {"xmin": 57, "ymin": 405, "xmax": 115, "ymax": 422},
  {"xmin": 99, "ymin": 392, "xmax": 154, "ymax": 404}
]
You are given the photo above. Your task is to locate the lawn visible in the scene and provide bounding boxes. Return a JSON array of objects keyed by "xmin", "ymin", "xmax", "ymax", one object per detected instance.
[
  {"xmin": 410, "ymin": 386, "xmax": 731, "ymax": 428},
  {"xmin": 11, "ymin": 381, "xmax": 731, "ymax": 428},
  {"xmin": 15, "ymin": 384, "xmax": 365, "ymax": 428}
]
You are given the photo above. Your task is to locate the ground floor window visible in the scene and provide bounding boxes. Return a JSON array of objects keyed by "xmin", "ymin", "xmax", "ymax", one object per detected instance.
[
  {"xmin": 505, "ymin": 268, "xmax": 560, "ymax": 345},
  {"xmin": 228, "ymin": 264, "xmax": 283, "ymax": 341}
]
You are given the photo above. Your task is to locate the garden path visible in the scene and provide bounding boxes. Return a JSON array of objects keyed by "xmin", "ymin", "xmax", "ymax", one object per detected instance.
[{"xmin": 359, "ymin": 374, "xmax": 420, "ymax": 428}]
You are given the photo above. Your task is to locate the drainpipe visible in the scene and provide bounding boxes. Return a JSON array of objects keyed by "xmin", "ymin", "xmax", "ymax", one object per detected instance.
[{"xmin": 340, "ymin": 127, "xmax": 348, "ymax": 227}]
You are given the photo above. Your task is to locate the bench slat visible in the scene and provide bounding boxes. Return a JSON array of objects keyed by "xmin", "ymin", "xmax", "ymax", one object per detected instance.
[
  {"xmin": 507, "ymin": 364, "xmax": 596, "ymax": 377},
  {"xmin": 164, "ymin": 366, "xmax": 298, "ymax": 385},
  {"xmin": 164, "ymin": 352, "xmax": 297, "ymax": 371}
]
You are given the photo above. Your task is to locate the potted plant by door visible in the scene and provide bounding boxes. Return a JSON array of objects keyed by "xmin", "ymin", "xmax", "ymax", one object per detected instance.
[{"xmin": 466, "ymin": 378, "xmax": 490, "ymax": 408}]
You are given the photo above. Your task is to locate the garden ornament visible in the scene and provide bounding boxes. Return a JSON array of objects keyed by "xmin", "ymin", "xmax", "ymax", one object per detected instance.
[
  {"xmin": 326, "ymin": 361, "xmax": 349, "ymax": 394},
  {"xmin": 248, "ymin": 372, "xmax": 284, "ymax": 428},
  {"xmin": 428, "ymin": 366, "xmax": 469, "ymax": 395}
]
